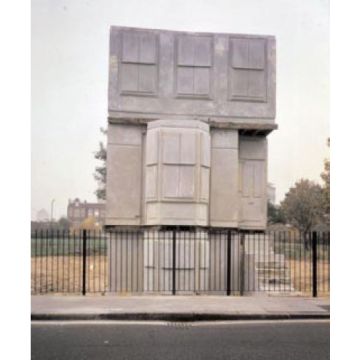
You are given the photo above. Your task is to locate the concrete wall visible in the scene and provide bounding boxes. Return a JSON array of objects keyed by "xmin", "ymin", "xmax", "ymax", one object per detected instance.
[
  {"xmin": 108, "ymin": 27, "xmax": 276, "ymax": 126},
  {"xmin": 106, "ymin": 27, "xmax": 274, "ymax": 230},
  {"xmin": 145, "ymin": 120, "xmax": 210, "ymax": 226},
  {"xmin": 210, "ymin": 129, "xmax": 239, "ymax": 227},
  {"xmin": 105, "ymin": 124, "xmax": 269, "ymax": 230},
  {"xmin": 105, "ymin": 124, "xmax": 145, "ymax": 226},
  {"xmin": 238, "ymin": 136, "xmax": 268, "ymax": 230}
]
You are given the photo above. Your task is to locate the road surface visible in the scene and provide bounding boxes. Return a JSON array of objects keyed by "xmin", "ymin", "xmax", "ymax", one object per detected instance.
[{"xmin": 32, "ymin": 320, "xmax": 329, "ymax": 360}]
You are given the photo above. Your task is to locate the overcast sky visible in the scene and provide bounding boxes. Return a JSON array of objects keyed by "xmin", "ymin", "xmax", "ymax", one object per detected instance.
[{"xmin": 31, "ymin": 0, "xmax": 329, "ymax": 220}]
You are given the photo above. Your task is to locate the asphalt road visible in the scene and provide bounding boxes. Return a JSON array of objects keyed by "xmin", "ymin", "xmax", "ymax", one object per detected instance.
[{"xmin": 31, "ymin": 320, "xmax": 329, "ymax": 360}]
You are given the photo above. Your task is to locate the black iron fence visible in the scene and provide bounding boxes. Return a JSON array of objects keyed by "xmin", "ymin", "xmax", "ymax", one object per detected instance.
[{"xmin": 31, "ymin": 229, "xmax": 330, "ymax": 297}]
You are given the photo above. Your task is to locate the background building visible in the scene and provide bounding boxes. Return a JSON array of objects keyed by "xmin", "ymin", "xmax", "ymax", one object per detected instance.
[{"xmin": 67, "ymin": 198, "xmax": 106, "ymax": 229}]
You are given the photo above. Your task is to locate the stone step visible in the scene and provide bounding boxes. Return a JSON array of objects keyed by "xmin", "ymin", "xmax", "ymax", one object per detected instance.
[
  {"xmin": 259, "ymin": 285, "xmax": 295, "ymax": 292},
  {"xmin": 258, "ymin": 277, "xmax": 292, "ymax": 286},
  {"xmin": 256, "ymin": 262, "xmax": 287, "ymax": 269},
  {"xmin": 256, "ymin": 268, "xmax": 289, "ymax": 277}
]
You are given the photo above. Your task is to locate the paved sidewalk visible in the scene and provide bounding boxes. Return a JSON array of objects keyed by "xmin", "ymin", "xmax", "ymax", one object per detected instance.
[{"xmin": 31, "ymin": 295, "xmax": 330, "ymax": 321}]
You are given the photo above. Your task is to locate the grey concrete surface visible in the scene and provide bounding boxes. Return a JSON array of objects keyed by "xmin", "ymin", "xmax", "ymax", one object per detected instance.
[
  {"xmin": 106, "ymin": 27, "xmax": 275, "ymax": 229},
  {"xmin": 31, "ymin": 295, "xmax": 329, "ymax": 321},
  {"xmin": 108, "ymin": 27, "xmax": 276, "ymax": 124},
  {"xmin": 31, "ymin": 320, "xmax": 330, "ymax": 360}
]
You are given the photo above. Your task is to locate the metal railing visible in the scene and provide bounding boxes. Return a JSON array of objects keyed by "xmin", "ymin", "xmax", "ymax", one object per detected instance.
[{"xmin": 31, "ymin": 229, "xmax": 330, "ymax": 297}]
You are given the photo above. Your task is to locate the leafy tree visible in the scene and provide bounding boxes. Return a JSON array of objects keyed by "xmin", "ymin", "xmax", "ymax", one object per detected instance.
[
  {"xmin": 267, "ymin": 201, "xmax": 286, "ymax": 224},
  {"xmin": 80, "ymin": 216, "xmax": 101, "ymax": 230},
  {"xmin": 280, "ymin": 179, "xmax": 324, "ymax": 234},
  {"xmin": 94, "ymin": 127, "xmax": 107, "ymax": 201},
  {"xmin": 320, "ymin": 138, "xmax": 330, "ymax": 222}
]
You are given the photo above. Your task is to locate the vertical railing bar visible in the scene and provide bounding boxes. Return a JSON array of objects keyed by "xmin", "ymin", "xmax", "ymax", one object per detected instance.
[
  {"xmin": 204, "ymin": 230, "xmax": 207, "ymax": 293},
  {"xmin": 68, "ymin": 231, "xmax": 71, "ymax": 292},
  {"xmin": 306, "ymin": 231, "xmax": 308, "ymax": 293},
  {"xmin": 179, "ymin": 231, "xmax": 182, "ymax": 293},
  {"xmin": 163, "ymin": 230, "xmax": 165, "ymax": 293},
  {"xmin": 172, "ymin": 229, "xmax": 176, "ymax": 295},
  {"xmin": 255, "ymin": 232, "xmax": 258, "ymax": 292},
  {"xmin": 215, "ymin": 231, "xmax": 219, "ymax": 292},
  {"xmin": 214, "ymin": 230, "xmax": 216, "ymax": 294},
  {"xmin": 133, "ymin": 230, "xmax": 136, "ymax": 293},
  {"xmin": 292, "ymin": 231, "xmax": 295, "ymax": 292},
  {"xmin": 185, "ymin": 232, "xmax": 188, "ymax": 292},
  {"xmin": 300, "ymin": 232, "xmax": 302, "ymax": 292},
  {"xmin": 282, "ymin": 231, "xmax": 285, "ymax": 293},
  {"xmin": 34, "ymin": 230, "xmax": 37, "ymax": 294},
  {"xmin": 73, "ymin": 230, "xmax": 75, "ymax": 293},
  {"xmin": 328, "ymin": 232, "xmax": 330, "ymax": 293},
  {"xmin": 182, "ymin": 231, "xmax": 188, "ymax": 291},
  {"xmin": 319, "ymin": 231, "xmax": 322, "ymax": 294},
  {"xmin": 226, "ymin": 229, "xmax": 231, "ymax": 296},
  {"xmin": 168, "ymin": 231, "xmax": 170, "ymax": 293},
  {"xmin": 82, "ymin": 229, "xmax": 87, "ymax": 296},
  {"xmin": 237, "ymin": 231, "xmax": 240, "ymax": 295},
  {"xmin": 273, "ymin": 232, "xmax": 275, "ymax": 293},
  {"xmin": 101, "ymin": 230, "xmax": 104, "ymax": 293},
  {"xmin": 75, "ymin": 229, "xmax": 77, "ymax": 294},
  {"xmin": 193, "ymin": 231, "xmax": 196, "ymax": 293},
  {"xmin": 45, "ymin": 229, "xmax": 49, "ymax": 293},
  {"xmin": 247, "ymin": 232, "xmax": 250, "ymax": 294},
  {"xmin": 156, "ymin": 231, "xmax": 158, "ymax": 293},
  {"xmin": 98, "ymin": 230, "xmax": 100, "ymax": 293},
  {"xmin": 62, "ymin": 227, "xmax": 65, "ymax": 292},
  {"xmin": 213, "ymin": 231, "xmax": 217, "ymax": 292},
  {"xmin": 96, "ymin": 230, "xmax": 99, "ymax": 292},
  {"xmin": 125, "ymin": 230, "xmax": 128, "ymax": 292},
  {"xmin": 55, "ymin": 229, "xmax": 58, "ymax": 293},
  {"xmin": 104, "ymin": 230, "xmax": 107, "ymax": 293},
  {"xmin": 240, "ymin": 232, "xmax": 245, "ymax": 296},
  {"xmin": 211, "ymin": 230, "xmax": 213, "ymax": 293},
  {"xmin": 324, "ymin": 231, "xmax": 326, "ymax": 293},
  {"xmin": 312, "ymin": 231, "xmax": 318, "ymax": 297},
  {"xmin": 116, "ymin": 231, "xmax": 119, "ymax": 293},
  {"xmin": 97, "ymin": 231, "xmax": 100, "ymax": 293},
  {"xmin": 146, "ymin": 232, "xmax": 149, "ymax": 293},
  {"xmin": 50, "ymin": 229, "xmax": 53, "ymax": 293},
  {"xmin": 39, "ymin": 230, "xmax": 43, "ymax": 294},
  {"xmin": 256, "ymin": 232, "xmax": 259, "ymax": 292},
  {"xmin": 138, "ymin": 230, "xmax": 141, "ymax": 293},
  {"xmin": 184, "ymin": 232, "xmax": 187, "ymax": 292},
  {"xmin": 92, "ymin": 231, "xmax": 95, "ymax": 293},
  {"xmin": 65, "ymin": 229, "xmax": 69, "ymax": 294},
  {"xmin": 103, "ymin": 230, "xmax": 106, "ymax": 293},
  {"xmin": 303, "ymin": 232, "xmax": 308, "ymax": 293},
  {"xmin": 90, "ymin": 230, "xmax": 93, "ymax": 293},
  {"xmin": 77, "ymin": 230, "xmax": 80, "ymax": 294},
  {"xmin": 134, "ymin": 230, "xmax": 137, "ymax": 293},
  {"xmin": 110, "ymin": 232, "xmax": 113, "ymax": 293},
  {"xmin": 152, "ymin": 231, "xmax": 155, "ymax": 293},
  {"xmin": 96, "ymin": 230, "xmax": 98, "ymax": 293},
  {"xmin": 122, "ymin": 230, "xmax": 125, "ymax": 293}
]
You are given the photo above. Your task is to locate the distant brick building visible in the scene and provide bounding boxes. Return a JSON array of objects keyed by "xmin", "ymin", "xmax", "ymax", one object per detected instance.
[{"xmin": 67, "ymin": 198, "xmax": 106, "ymax": 229}]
